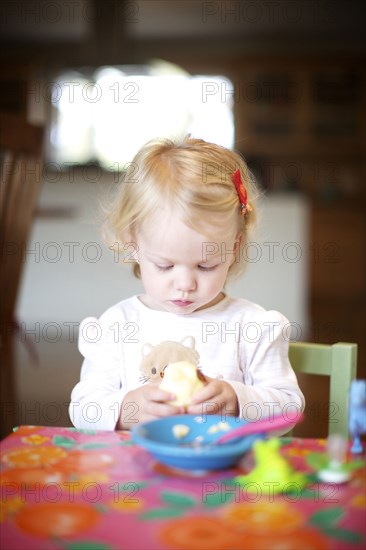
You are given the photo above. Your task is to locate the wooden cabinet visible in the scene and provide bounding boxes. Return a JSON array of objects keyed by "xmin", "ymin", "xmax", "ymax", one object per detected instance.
[
  {"xmin": 229, "ymin": 57, "xmax": 365, "ymax": 375},
  {"xmin": 0, "ymin": 62, "xmax": 36, "ymax": 118},
  {"xmin": 310, "ymin": 203, "xmax": 365, "ymax": 370},
  {"xmin": 233, "ymin": 59, "xmax": 365, "ymax": 159}
]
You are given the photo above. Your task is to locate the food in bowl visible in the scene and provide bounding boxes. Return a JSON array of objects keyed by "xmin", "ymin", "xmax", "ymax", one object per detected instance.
[{"xmin": 132, "ymin": 415, "xmax": 264, "ymax": 471}]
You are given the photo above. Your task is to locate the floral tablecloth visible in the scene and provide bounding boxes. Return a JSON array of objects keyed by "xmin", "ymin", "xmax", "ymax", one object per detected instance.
[{"xmin": 1, "ymin": 425, "xmax": 365, "ymax": 550}]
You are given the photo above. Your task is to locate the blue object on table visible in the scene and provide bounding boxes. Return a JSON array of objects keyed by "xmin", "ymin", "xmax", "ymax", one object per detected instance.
[
  {"xmin": 131, "ymin": 414, "xmax": 264, "ymax": 471},
  {"xmin": 349, "ymin": 380, "xmax": 366, "ymax": 454}
]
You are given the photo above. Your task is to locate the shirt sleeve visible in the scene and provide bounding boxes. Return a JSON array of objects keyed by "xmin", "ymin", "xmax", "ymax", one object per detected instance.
[
  {"xmin": 69, "ymin": 314, "xmax": 126, "ymax": 430},
  {"xmin": 225, "ymin": 310, "xmax": 305, "ymax": 435}
]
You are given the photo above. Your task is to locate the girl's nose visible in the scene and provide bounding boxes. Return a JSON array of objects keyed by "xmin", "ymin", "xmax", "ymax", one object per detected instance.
[{"xmin": 175, "ymin": 270, "xmax": 196, "ymax": 292}]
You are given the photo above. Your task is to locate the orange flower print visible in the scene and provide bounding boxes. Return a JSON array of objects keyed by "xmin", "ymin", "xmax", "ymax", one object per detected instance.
[
  {"xmin": 238, "ymin": 528, "xmax": 329, "ymax": 550},
  {"xmin": 55, "ymin": 450, "xmax": 115, "ymax": 474},
  {"xmin": 1, "ymin": 446, "xmax": 67, "ymax": 468},
  {"xmin": 1, "ymin": 467, "xmax": 65, "ymax": 488},
  {"xmin": 21, "ymin": 434, "xmax": 50, "ymax": 446},
  {"xmin": 109, "ymin": 497, "xmax": 144, "ymax": 512},
  {"xmin": 351, "ymin": 493, "xmax": 366, "ymax": 509},
  {"xmin": 11, "ymin": 426, "xmax": 40, "ymax": 436},
  {"xmin": 0, "ymin": 496, "xmax": 24, "ymax": 522},
  {"xmin": 15, "ymin": 502, "xmax": 100, "ymax": 538},
  {"xmin": 159, "ymin": 516, "xmax": 245, "ymax": 550},
  {"xmin": 222, "ymin": 501, "xmax": 304, "ymax": 534}
]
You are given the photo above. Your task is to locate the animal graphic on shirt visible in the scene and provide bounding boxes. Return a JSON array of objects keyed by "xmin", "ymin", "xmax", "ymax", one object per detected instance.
[{"xmin": 139, "ymin": 337, "xmax": 206, "ymax": 406}]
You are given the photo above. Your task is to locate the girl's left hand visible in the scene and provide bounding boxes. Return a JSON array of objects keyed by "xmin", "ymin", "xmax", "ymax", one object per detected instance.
[{"xmin": 186, "ymin": 376, "xmax": 239, "ymax": 416}]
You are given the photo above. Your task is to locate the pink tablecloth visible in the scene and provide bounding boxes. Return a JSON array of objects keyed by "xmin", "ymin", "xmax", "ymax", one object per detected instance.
[{"xmin": 1, "ymin": 426, "xmax": 365, "ymax": 550}]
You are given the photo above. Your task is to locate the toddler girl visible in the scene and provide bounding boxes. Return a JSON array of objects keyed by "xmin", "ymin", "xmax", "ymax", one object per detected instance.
[{"xmin": 70, "ymin": 137, "xmax": 304, "ymax": 430}]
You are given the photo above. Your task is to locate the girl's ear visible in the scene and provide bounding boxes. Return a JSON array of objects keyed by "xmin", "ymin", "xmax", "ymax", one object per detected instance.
[
  {"xmin": 125, "ymin": 231, "xmax": 139, "ymax": 263},
  {"xmin": 180, "ymin": 336, "xmax": 196, "ymax": 350},
  {"xmin": 230, "ymin": 235, "xmax": 242, "ymax": 267}
]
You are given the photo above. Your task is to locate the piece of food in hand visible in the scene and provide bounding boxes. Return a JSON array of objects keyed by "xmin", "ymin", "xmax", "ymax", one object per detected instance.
[{"xmin": 159, "ymin": 361, "xmax": 206, "ymax": 407}]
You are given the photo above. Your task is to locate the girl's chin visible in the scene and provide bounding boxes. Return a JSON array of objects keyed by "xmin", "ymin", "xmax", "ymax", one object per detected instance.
[
  {"xmin": 140, "ymin": 293, "xmax": 225, "ymax": 313},
  {"xmin": 166, "ymin": 301, "xmax": 198, "ymax": 314}
]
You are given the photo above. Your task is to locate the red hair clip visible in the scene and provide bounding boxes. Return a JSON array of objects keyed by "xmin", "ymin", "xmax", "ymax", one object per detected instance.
[{"xmin": 232, "ymin": 169, "xmax": 252, "ymax": 215}]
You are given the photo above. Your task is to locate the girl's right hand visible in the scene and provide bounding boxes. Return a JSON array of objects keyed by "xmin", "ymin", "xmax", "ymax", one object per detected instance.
[{"xmin": 117, "ymin": 385, "xmax": 185, "ymax": 429}]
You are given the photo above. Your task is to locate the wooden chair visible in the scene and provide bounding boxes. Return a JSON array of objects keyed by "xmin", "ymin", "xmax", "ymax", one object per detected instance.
[
  {"xmin": 0, "ymin": 112, "xmax": 44, "ymax": 438},
  {"xmin": 289, "ymin": 342, "xmax": 358, "ymax": 438}
]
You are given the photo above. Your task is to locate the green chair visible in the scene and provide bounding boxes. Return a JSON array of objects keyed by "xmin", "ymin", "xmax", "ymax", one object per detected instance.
[{"xmin": 288, "ymin": 342, "xmax": 358, "ymax": 438}]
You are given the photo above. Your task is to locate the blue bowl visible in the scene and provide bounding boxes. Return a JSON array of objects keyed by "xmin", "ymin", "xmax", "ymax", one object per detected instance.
[{"xmin": 131, "ymin": 414, "xmax": 264, "ymax": 471}]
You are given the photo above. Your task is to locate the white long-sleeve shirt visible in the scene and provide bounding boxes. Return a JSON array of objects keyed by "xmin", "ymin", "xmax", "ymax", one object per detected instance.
[{"xmin": 69, "ymin": 295, "xmax": 305, "ymax": 430}]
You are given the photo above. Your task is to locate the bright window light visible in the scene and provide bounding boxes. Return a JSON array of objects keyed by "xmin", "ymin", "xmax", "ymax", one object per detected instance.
[
  {"xmin": 49, "ymin": 71, "xmax": 94, "ymax": 165},
  {"xmin": 48, "ymin": 61, "xmax": 234, "ymax": 169}
]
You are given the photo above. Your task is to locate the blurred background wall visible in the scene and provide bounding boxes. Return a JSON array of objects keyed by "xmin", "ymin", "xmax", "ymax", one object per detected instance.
[{"xmin": 1, "ymin": 0, "xmax": 365, "ymax": 432}]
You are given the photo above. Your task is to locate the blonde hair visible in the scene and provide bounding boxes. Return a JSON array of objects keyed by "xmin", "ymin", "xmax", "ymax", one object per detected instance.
[{"xmin": 103, "ymin": 136, "xmax": 260, "ymax": 279}]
